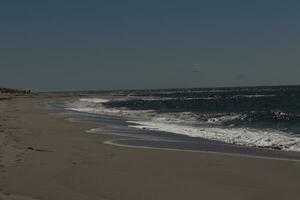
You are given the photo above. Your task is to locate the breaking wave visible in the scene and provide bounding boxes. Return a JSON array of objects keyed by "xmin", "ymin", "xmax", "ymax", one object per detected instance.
[
  {"xmin": 65, "ymin": 96, "xmax": 300, "ymax": 152},
  {"xmin": 128, "ymin": 120, "xmax": 300, "ymax": 152}
]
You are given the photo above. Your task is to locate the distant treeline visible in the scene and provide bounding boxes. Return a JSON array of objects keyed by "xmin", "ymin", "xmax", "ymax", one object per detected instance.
[{"xmin": 0, "ymin": 88, "xmax": 31, "ymax": 94}]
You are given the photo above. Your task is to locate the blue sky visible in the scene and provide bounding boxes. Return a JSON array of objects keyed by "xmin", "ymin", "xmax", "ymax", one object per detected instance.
[{"xmin": 0, "ymin": 0, "xmax": 300, "ymax": 91}]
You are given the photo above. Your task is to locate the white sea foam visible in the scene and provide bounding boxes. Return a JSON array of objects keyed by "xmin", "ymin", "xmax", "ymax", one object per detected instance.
[
  {"xmin": 128, "ymin": 120, "xmax": 300, "ymax": 152},
  {"xmin": 232, "ymin": 94, "xmax": 276, "ymax": 98},
  {"xmin": 206, "ymin": 114, "xmax": 243, "ymax": 124},
  {"xmin": 79, "ymin": 98, "xmax": 110, "ymax": 103},
  {"xmin": 65, "ymin": 97, "xmax": 300, "ymax": 152},
  {"xmin": 66, "ymin": 97, "xmax": 153, "ymax": 118}
]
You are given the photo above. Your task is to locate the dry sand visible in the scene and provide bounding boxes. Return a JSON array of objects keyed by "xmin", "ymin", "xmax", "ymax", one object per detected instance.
[{"xmin": 0, "ymin": 95, "xmax": 300, "ymax": 200}]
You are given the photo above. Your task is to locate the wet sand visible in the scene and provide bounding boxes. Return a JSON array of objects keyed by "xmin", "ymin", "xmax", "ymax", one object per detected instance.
[{"xmin": 0, "ymin": 95, "xmax": 300, "ymax": 200}]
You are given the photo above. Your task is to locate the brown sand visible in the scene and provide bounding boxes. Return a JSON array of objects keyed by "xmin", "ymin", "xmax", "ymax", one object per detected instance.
[{"xmin": 0, "ymin": 96, "xmax": 300, "ymax": 200}]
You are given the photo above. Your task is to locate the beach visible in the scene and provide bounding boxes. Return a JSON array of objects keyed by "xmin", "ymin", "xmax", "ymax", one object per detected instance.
[{"xmin": 0, "ymin": 95, "xmax": 300, "ymax": 200}]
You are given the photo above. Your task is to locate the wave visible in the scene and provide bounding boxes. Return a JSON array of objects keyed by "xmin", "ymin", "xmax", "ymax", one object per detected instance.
[
  {"xmin": 231, "ymin": 94, "xmax": 276, "ymax": 98},
  {"xmin": 79, "ymin": 98, "xmax": 110, "ymax": 103},
  {"xmin": 65, "ymin": 97, "xmax": 300, "ymax": 152},
  {"xmin": 67, "ymin": 98, "xmax": 299, "ymax": 125},
  {"xmin": 128, "ymin": 120, "xmax": 300, "ymax": 152},
  {"xmin": 66, "ymin": 98, "xmax": 153, "ymax": 118}
]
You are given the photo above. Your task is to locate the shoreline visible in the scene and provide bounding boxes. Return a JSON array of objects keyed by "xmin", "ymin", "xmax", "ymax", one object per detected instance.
[
  {"xmin": 57, "ymin": 99, "xmax": 300, "ymax": 161},
  {"xmin": 104, "ymin": 139, "xmax": 300, "ymax": 162},
  {"xmin": 1, "ymin": 95, "xmax": 300, "ymax": 199},
  {"xmin": 65, "ymin": 95, "xmax": 300, "ymax": 153}
]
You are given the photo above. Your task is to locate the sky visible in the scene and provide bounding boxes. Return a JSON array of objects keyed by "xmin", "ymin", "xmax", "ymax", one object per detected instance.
[{"xmin": 0, "ymin": 0, "xmax": 300, "ymax": 91}]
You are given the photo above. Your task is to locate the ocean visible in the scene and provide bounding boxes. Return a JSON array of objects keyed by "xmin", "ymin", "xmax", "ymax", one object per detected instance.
[{"xmin": 65, "ymin": 85, "xmax": 300, "ymax": 153}]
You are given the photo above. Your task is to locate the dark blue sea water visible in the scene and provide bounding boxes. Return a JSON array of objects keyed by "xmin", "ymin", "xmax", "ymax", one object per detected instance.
[
  {"xmin": 103, "ymin": 85, "xmax": 300, "ymax": 133},
  {"xmin": 67, "ymin": 85, "xmax": 300, "ymax": 152}
]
